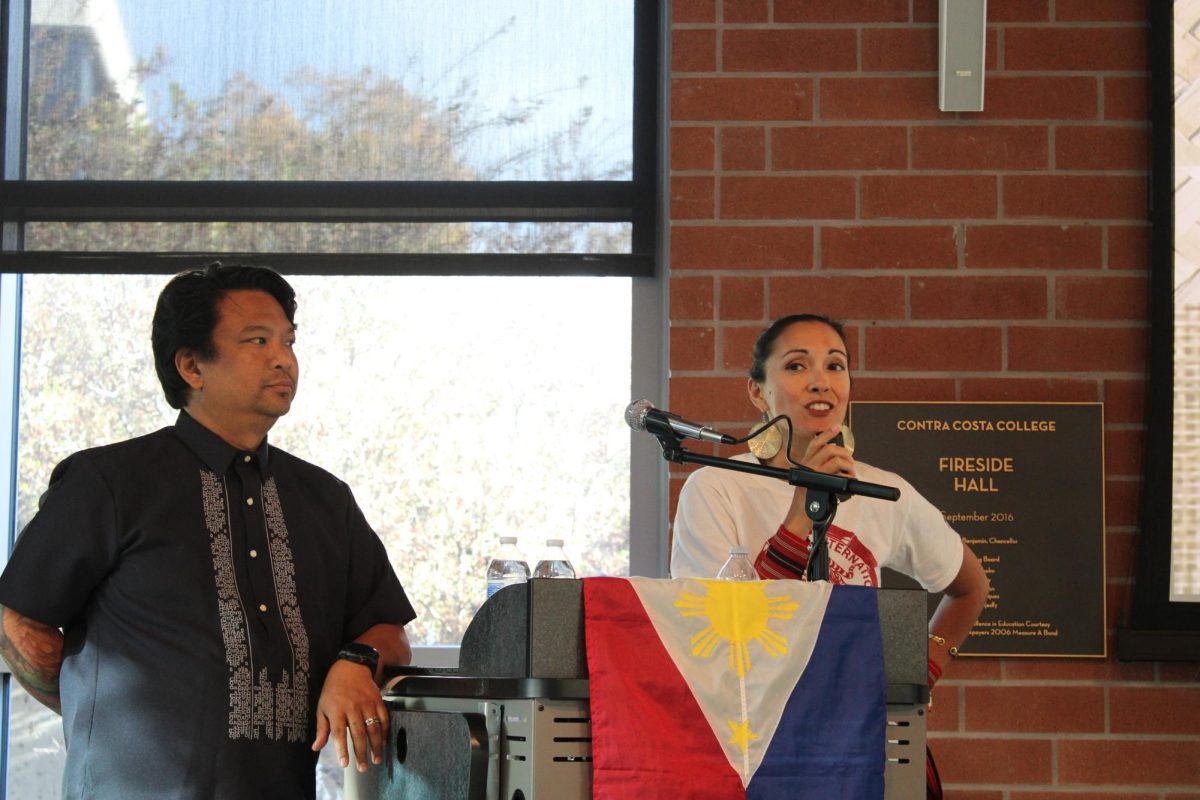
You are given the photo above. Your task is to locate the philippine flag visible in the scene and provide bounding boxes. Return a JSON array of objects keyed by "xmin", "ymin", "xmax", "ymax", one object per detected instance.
[{"xmin": 583, "ymin": 577, "xmax": 886, "ymax": 800}]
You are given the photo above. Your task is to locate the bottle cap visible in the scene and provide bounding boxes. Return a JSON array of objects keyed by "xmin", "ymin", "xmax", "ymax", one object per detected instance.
[
  {"xmin": 499, "ymin": 535, "xmax": 518, "ymax": 544},
  {"xmin": 729, "ymin": 546, "xmax": 748, "ymax": 556},
  {"xmin": 546, "ymin": 538, "xmax": 564, "ymax": 547}
]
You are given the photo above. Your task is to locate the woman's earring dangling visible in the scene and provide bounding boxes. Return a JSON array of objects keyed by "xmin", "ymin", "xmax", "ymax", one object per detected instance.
[
  {"xmin": 837, "ymin": 423, "xmax": 856, "ymax": 455},
  {"xmin": 748, "ymin": 412, "xmax": 783, "ymax": 460}
]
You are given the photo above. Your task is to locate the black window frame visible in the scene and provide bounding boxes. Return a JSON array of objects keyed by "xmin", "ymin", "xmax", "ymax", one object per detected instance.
[{"xmin": 0, "ymin": 0, "xmax": 661, "ymax": 277}]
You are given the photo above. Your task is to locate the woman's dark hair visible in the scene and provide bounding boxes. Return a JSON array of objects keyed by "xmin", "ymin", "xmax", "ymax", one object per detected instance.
[
  {"xmin": 749, "ymin": 314, "xmax": 847, "ymax": 382},
  {"xmin": 151, "ymin": 262, "xmax": 297, "ymax": 409}
]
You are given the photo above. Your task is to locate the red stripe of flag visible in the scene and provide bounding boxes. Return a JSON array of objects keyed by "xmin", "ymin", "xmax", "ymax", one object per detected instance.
[{"xmin": 584, "ymin": 577, "xmax": 745, "ymax": 799}]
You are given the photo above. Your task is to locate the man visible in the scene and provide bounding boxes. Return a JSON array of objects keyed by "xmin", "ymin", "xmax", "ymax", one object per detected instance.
[{"xmin": 0, "ymin": 263, "xmax": 415, "ymax": 799}]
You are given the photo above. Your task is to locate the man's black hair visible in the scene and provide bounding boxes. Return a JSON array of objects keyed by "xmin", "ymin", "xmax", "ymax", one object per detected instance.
[{"xmin": 151, "ymin": 262, "xmax": 296, "ymax": 409}]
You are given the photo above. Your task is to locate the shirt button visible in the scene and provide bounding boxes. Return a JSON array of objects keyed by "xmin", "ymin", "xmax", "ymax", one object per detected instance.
[
  {"xmin": 259, "ymin": 604, "xmax": 268, "ymax": 613},
  {"xmin": 246, "ymin": 497, "xmax": 254, "ymax": 506},
  {"xmin": 249, "ymin": 549, "xmax": 258, "ymax": 558},
  {"xmin": 243, "ymin": 455, "xmax": 252, "ymax": 463}
]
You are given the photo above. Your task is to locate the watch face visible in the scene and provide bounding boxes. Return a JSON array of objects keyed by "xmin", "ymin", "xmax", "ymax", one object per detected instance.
[{"xmin": 343, "ymin": 643, "xmax": 379, "ymax": 659}]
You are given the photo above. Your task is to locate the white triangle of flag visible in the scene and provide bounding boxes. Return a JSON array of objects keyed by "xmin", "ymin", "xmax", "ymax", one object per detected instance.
[{"xmin": 628, "ymin": 577, "xmax": 833, "ymax": 787}]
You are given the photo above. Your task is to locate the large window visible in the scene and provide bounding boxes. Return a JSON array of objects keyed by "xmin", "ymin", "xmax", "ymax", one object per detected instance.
[
  {"xmin": 15, "ymin": 274, "xmax": 635, "ymax": 647},
  {"xmin": 0, "ymin": 0, "xmax": 664, "ymax": 797},
  {"xmin": 26, "ymin": 0, "xmax": 635, "ymax": 184},
  {"xmin": 9, "ymin": 273, "xmax": 643, "ymax": 798}
]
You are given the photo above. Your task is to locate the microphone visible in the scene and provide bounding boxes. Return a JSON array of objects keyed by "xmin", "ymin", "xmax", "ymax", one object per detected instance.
[{"xmin": 624, "ymin": 399, "xmax": 738, "ymax": 445}]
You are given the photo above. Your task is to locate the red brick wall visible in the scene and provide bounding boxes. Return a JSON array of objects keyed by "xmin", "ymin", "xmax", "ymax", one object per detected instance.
[{"xmin": 668, "ymin": 0, "xmax": 1200, "ymax": 794}]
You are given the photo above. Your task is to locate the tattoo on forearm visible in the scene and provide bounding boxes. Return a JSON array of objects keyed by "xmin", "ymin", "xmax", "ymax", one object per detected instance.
[{"xmin": 0, "ymin": 613, "xmax": 63, "ymax": 714}]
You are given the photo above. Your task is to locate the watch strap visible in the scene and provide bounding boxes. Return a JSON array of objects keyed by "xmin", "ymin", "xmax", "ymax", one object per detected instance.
[{"xmin": 336, "ymin": 642, "xmax": 380, "ymax": 675}]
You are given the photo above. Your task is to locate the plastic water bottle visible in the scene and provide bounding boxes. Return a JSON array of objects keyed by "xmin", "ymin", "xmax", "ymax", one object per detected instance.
[
  {"xmin": 717, "ymin": 547, "xmax": 758, "ymax": 581},
  {"xmin": 486, "ymin": 536, "xmax": 531, "ymax": 599},
  {"xmin": 532, "ymin": 538, "xmax": 577, "ymax": 579}
]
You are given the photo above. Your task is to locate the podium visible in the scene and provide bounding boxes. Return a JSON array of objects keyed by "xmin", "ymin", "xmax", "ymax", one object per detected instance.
[{"xmin": 346, "ymin": 579, "xmax": 928, "ymax": 800}]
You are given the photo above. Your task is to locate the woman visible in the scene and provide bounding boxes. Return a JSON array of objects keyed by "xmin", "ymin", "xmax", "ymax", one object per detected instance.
[{"xmin": 670, "ymin": 314, "xmax": 988, "ymax": 791}]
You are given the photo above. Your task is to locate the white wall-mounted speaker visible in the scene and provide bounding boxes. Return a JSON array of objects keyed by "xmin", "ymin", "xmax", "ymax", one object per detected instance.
[{"xmin": 939, "ymin": 0, "xmax": 987, "ymax": 112}]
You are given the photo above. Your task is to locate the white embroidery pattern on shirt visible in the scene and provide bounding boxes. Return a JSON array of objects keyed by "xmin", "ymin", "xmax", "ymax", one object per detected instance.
[
  {"xmin": 262, "ymin": 477, "xmax": 310, "ymax": 742},
  {"xmin": 201, "ymin": 469, "xmax": 310, "ymax": 743}
]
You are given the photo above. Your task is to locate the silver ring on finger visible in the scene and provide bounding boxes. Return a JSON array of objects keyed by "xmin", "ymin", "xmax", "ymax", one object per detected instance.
[{"xmin": 364, "ymin": 717, "xmax": 380, "ymax": 727}]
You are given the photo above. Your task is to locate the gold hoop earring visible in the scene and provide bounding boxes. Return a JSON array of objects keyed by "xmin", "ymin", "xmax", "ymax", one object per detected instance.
[{"xmin": 747, "ymin": 412, "xmax": 783, "ymax": 460}]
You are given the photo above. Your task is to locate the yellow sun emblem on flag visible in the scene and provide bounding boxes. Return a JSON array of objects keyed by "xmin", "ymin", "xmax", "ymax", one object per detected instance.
[
  {"xmin": 675, "ymin": 581, "xmax": 800, "ymax": 758},
  {"xmin": 674, "ymin": 581, "xmax": 800, "ymax": 678}
]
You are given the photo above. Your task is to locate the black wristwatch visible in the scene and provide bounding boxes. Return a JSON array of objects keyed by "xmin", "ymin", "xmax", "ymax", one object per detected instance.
[{"xmin": 336, "ymin": 642, "xmax": 380, "ymax": 675}]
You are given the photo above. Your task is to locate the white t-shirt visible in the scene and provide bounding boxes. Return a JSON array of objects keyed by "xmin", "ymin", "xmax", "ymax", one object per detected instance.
[{"xmin": 670, "ymin": 453, "xmax": 963, "ymax": 592}]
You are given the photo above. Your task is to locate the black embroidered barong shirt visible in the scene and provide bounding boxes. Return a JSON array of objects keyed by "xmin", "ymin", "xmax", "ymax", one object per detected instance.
[{"xmin": 0, "ymin": 411, "xmax": 415, "ymax": 799}]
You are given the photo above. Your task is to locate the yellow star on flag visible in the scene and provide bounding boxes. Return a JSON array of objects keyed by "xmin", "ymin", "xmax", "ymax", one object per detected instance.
[{"xmin": 727, "ymin": 719, "xmax": 759, "ymax": 754}]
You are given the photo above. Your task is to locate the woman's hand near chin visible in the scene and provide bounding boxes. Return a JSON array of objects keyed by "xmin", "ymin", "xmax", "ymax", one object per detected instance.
[
  {"xmin": 781, "ymin": 427, "xmax": 855, "ymax": 533},
  {"xmin": 797, "ymin": 426, "xmax": 856, "ymax": 479}
]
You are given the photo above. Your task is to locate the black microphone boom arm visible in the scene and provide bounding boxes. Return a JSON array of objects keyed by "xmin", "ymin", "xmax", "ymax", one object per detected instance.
[{"xmin": 655, "ymin": 440, "xmax": 899, "ymax": 502}]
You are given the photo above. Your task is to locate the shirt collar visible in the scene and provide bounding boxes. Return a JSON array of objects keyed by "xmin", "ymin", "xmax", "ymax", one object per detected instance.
[{"xmin": 173, "ymin": 410, "xmax": 271, "ymax": 475}]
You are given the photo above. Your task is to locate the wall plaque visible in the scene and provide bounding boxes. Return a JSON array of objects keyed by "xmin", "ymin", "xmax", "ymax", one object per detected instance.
[{"xmin": 850, "ymin": 401, "xmax": 1106, "ymax": 657}]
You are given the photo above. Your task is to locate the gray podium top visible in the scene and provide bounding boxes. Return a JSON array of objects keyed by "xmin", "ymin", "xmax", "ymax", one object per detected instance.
[{"xmin": 449, "ymin": 579, "xmax": 928, "ymax": 705}]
